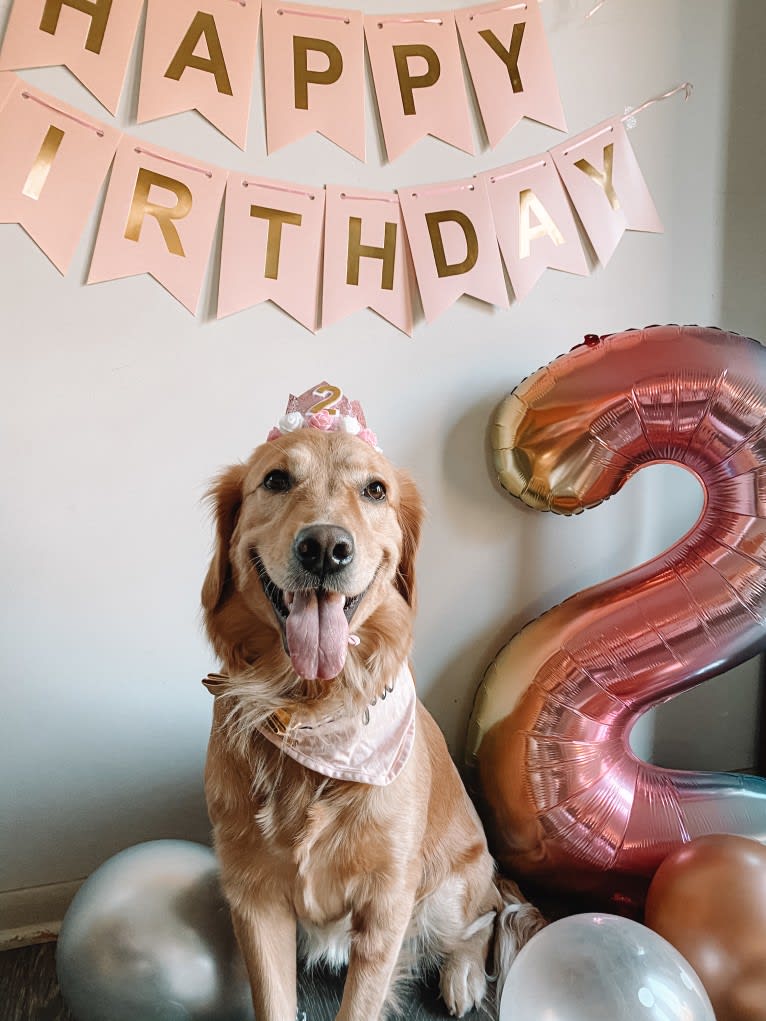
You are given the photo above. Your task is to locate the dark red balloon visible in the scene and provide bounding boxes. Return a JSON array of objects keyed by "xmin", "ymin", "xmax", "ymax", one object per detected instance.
[{"xmin": 645, "ymin": 834, "xmax": 766, "ymax": 1021}]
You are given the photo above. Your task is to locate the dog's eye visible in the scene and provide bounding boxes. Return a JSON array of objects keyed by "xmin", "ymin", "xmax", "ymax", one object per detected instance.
[
  {"xmin": 362, "ymin": 480, "xmax": 387, "ymax": 502},
  {"xmin": 263, "ymin": 469, "xmax": 291, "ymax": 493}
]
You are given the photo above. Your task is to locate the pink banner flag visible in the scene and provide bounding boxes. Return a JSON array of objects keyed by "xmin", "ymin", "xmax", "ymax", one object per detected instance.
[
  {"xmin": 261, "ymin": 0, "xmax": 365, "ymax": 160},
  {"xmin": 0, "ymin": 79, "xmax": 121, "ymax": 273},
  {"xmin": 481, "ymin": 153, "xmax": 588, "ymax": 301},
  {"xmin": 88, "ymin": 137, "xmax": 227, "ymax": 314},
  {"xmin": 322, "ymin": 185, "xmax": 413, "ymax": 336},
  {"xmin": 218, "ymin": 172, "xmax": 325, "ymax": 331},
  {"xmin": 138, "ymin": 0, "xmax": 261, "ymax": 150},
  {"xmin": 365, "ymin": 10, "xmax": 474, "ymax": 162},
  {"xmin": 398, "ymin": 175, "xmax": 508, "ymax": 323},
  {"xmin": 0, "ymin": 71, "xmax": 17, "ymax": 112},
  {"xmin": 0, "ymin": 0, "xmax": 144, "ymax": 114},
  {"xmin": 550, "ymin": 117, "xmax": 663, "ymax": 266},
  {"xmin": 455, "ymin": 0, "xmax": 566, "ymax": 148}
]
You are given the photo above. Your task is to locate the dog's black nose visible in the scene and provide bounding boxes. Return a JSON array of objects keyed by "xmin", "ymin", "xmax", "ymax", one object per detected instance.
[{"xmin": 294, "ymin": 525, "xmax": 355, "ymax": 576}]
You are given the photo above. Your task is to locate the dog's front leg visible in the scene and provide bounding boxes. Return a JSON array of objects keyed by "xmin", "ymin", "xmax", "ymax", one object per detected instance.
[
  {"xmin": 336, "ymin": 891, "xmax": 415, "ymax": 1021},
  {"xmin": 231, "ymin": 895, "xmax": 297, "ymax": 1021}
]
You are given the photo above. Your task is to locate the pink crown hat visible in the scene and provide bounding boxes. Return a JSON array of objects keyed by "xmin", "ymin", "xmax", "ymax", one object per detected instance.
[{"xmin": 267, "ymin": 383, "xmax": 380, "ymax": 451}]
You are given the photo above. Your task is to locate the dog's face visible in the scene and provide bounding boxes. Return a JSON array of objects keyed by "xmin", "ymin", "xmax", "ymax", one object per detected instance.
[{"xmin": 202, "ymin": 429, "xmax": 423, "ymax": 683}]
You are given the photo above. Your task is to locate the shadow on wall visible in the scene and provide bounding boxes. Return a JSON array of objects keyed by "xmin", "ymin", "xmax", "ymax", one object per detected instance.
[
  {"xmin": 720, "ymin": 2, "xmax": 766, "ymax": 338},
  {"xmin": 649, "ymin": 1, "xmax": 766, "ymax": 776},
  {"xmin": 5, "ymin": 771, "xmax": 211, "ymax": 892}
]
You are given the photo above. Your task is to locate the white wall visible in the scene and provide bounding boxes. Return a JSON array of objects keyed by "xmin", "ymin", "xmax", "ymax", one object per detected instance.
[{"xmin": 2, "ymin": 0, "xmax": 763, "ymax": 926}]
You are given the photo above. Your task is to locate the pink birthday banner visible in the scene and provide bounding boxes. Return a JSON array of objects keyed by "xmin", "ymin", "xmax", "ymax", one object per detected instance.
[
  {"xmin": 0, "ymin": 0, "xmax": 565, "ymax": 159},
  {"xmin": 0, "ymin": 72, "xmax": 691, "ymax": 330},
  {"xmin": 138, "ymin": 0, "xmax": 262, "ymax": 151}
]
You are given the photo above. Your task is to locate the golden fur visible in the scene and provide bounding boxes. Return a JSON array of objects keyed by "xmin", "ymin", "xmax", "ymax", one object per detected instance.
[{"xmin": 201, "ymin": 429, "xmax": 544, "ymax": 1020}]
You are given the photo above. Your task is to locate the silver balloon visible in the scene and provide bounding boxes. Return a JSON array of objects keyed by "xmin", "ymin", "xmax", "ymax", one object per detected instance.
[
  {"xmin": 56, "ymin": 840, "xmax": 253, "ymax": 1021},
  {"xmin": 500, "ymin": 913, "xmax": 715, "ymax": 1021}
]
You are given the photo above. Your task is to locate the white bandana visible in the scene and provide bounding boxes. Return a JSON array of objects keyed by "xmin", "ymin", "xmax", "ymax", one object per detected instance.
[{"xmin": 255, "ymin": 663, "xmax": 416, "ymax": 786}]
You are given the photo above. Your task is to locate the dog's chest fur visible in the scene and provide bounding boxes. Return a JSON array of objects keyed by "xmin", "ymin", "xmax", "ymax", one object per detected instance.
[{"xmin": 207, "ymin": 724, "xmax": 421, "ymax": 932}]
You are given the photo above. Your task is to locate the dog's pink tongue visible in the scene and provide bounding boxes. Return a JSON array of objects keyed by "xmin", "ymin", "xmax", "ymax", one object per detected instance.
[{"xmin": 286, "ymin": 590, "xmax": 349, "ymax": 680}]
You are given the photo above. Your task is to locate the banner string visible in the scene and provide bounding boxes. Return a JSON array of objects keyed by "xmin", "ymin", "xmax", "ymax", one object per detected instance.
[
  {"xmin": 468, "ymin": 2, "xmax": 530, "ymax": 18},
  {"xmin": 563, "ymin": 81, "xmax": 692, "ymax": 155},
  {"xmin": 340, "ymin": 191, "xmax": 398, "ymax": 203},
  {"xmin": 21, "ymin": 91, "xmax": 105, "ymax": 137},
  {"xmin": 489, "ymin": 157, "xmax": 548, "ymax": 184},
  {"xmin": 625, "ymin": 81, "xmax": 693, "ymax": 120},
  {"xmin": 586, "ymin": 0, "xmax": 608, "ymax": 18},
  {"xmin": 277, "ymin": 7, "xmax": 352, "ymax": 24},
  {"xmin": 562, "ymin": 124, "xmax": 612, "ymax": 156},
  {"xmin": 133, "ymin": 146, "xmax": 214, "ymax": 179},
  {"xmin": 407, "ymin": 181, "xmax": 476, "ymax": 198},
  {"xmin": 376, "ymin": 16, "xmax": 445, "ymax": 27},
  {"xmin": 242, "ymin": 179, "xmax": 317, "ymax": 199}
]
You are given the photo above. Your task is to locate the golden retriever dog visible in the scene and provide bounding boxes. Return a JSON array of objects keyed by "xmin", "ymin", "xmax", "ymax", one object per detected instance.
[{"xmin": 201, "ymin": 407, "xmax": 544, "ymax": 1021}]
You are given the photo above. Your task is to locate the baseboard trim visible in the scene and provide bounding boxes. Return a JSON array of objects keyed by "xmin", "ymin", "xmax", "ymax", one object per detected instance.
[
  {"xmin": 0, "ymin": 922, "xmax": 60, "ymax": 951},
  {"xmin": 0, "ymin": 879, "xmax": 83, "ymax": 951}
]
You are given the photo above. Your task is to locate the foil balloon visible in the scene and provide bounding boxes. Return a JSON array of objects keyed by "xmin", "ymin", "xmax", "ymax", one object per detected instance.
[
  {"xmin": 645, "ymin": 833, "xmax": 766, "ymax": 1021},
  {"xmin": 56, "ymin": 840, "xmax": 253, "ymax": 1021},
  {"xmin": 499, "ymin": 913, "xmax": 715, "ymax": 1021},
  {"xmin": 466, "ymin": 324, "xmax": 766, "ymax": 906}
]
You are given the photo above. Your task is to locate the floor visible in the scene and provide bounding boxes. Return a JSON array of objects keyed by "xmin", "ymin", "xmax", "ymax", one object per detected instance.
[
  {"xmin": 0, "ymin": 941, "xmax": 484, "ymax": 1021},
  {"xmin": 1, "ymin": 944, "xmax": 69, "ymax": 1021}
]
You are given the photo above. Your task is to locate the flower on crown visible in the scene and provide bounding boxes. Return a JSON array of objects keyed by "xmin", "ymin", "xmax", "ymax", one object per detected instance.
[{"xmin": 267, "ymin": 383, "xmax": 380, "ymax": 451}]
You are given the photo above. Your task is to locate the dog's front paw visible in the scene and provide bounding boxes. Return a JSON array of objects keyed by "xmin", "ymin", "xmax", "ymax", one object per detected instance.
[{"xmin": 440, "ymin": 953, "xmax": 487, "ymax": 1017}]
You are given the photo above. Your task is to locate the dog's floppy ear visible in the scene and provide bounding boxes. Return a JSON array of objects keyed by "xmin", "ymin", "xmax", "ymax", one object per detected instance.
[
  {"xmin": 394, "ymin": 469, "xmax": 425, "ymax": 608},
  {"xmin": 202, "ymin": 463, "xmax": 247, "ymax": 613}
]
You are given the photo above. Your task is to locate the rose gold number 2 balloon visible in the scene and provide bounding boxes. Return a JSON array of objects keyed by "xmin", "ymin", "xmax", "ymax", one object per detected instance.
[{"xmin": 467, "ymin": 324, "xmax": 766, "ymax": 907}]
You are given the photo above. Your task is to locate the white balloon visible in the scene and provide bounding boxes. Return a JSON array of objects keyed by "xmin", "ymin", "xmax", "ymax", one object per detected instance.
[
  {"xmin": 56, "ymin": 840, "xmax": 253, "ymax": 1021},
  {"xmin": 500, "ymin": 913, "xmax": 715, "ymax": 1021}
]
